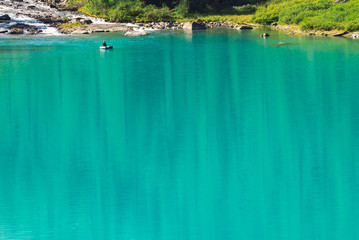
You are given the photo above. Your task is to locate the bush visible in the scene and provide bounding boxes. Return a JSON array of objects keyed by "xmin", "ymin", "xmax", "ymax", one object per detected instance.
[
  {"xmin": 75, "ymin": 0, "xmax": 259, "ymax": 23},
  {"xmin": 253, "ymin": 0, "xmax": 359, "ymax": 31},
  {"xmin": 299, "ymin": 18, "xmax": 335, "ymax": 31},
  {"xmin": 61, "ymin": 22, "xmax": 85, "ymax": 28},
  {"xmin": 234, "ymin": 4, "xmax": 257, "ymax": 15},
  {"xmin": 174, "ymin": 2, "xmax": 189, "ymax": 18},
  {"xmin": 252, "ymin": 5, "xmax": 279, "ymax": 25}
]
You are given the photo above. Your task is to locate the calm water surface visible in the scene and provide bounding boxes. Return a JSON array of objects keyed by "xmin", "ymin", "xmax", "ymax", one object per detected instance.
[{"xmin": 1, "ymin": 29, "xmax": 359, "ymax": 239}]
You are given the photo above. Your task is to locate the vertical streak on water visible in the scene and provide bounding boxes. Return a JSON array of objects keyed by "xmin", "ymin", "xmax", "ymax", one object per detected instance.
[{"xmin": 1, "ymin": 31, "xmax": 359, "ymax": 239}]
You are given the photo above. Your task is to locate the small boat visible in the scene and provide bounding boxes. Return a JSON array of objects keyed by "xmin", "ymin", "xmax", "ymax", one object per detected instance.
[{"xmin": 100, "ymin": 46, "xmax": 113, "ymax": 49}]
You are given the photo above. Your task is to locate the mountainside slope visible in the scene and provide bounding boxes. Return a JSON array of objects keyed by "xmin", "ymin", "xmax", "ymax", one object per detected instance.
[{"xmin": 253, "ymin": 0, "xmax": 359, "ymax": 31}]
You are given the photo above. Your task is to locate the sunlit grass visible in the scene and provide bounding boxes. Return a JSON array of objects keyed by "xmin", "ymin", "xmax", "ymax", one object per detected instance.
[
  {"xmin": 253, "ymin": 0, "xmax": 359, "ymax": 31},
  {"xmin": 61, "ymin": 22, "xmax": 86, "ymax": 28}
]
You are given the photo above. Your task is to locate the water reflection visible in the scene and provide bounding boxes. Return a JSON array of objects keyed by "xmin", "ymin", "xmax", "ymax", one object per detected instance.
[{"xmin": 0, "ymin": 29, "xmax": 359, "ymax": 239}]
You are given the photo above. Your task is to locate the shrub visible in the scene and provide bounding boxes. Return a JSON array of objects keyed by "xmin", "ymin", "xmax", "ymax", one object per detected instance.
[
  {"xmin": 234, "ymin": 4, "xmax": 257, "ymax": 15},
  {"xmin": 61, "ymin": 22, "xmax": 85, "ymax": 28},
  {"xmin": 253, "ymin": 0, "xmax": 359, "ymax": 31}
]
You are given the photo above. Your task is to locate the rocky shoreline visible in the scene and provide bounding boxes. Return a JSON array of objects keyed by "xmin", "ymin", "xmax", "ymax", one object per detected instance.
[
  {"xmin": 0, "ymin": 0, "xmax": 260, "ymax": 36},
  {"xmin": 1, "ymin": 0, "xmax": 359, "ymax": 39},
  {"xmin": 272, "ymin": 24, "xmax": 359, "ymax": 40}
]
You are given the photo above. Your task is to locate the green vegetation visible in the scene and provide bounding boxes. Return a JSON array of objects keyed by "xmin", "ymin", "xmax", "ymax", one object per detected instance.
[
  {"xmin": 67, "ymin": 0, "xmax": 359, "ymax": 31},
  {"xmin": 181, "ymin": 14, "xmax": 253, "ymax": 24},
  {"xmin": 79, "ymin": 1, "xmax": 175, "ymax": 22},
  {"xmin": 61, "ymin": 22, "xmax": 86, "ymax": 28},
  {"xmin": 253, "ymin": 0, "xmax": 359, "ymax": 31},
  {"xmin": 69, "ymin": 0, "xmax": 262, "ymax": 23}
]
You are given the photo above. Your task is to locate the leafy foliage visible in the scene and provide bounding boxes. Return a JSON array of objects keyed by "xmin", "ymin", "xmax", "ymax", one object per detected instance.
[
  {"xmin": 71, "ymin": 0, "xmax": 359, "ymax": 31},
  {"xmin": 73, "ymin": 0, "xmax": 264, "ymax": 22},
  {"xmin": 253, "ymin": 0, "xmax": 359, "ymax": 31},
  {"xmin": 60, "ymin": 22, "xmax": 86, "ymax": 28}
]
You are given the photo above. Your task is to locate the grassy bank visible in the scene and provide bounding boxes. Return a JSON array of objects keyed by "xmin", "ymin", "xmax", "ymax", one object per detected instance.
[
  {"xmin": 69, "ymin": 0, "xmax": 256, "ymax": 23},
  {"xmin": 69, "ymin": 0, "xmax": 359, "ymax": 32},
  {"xmin": 253, "ymin": 0, "xmax": 359, "ymax": 31}
]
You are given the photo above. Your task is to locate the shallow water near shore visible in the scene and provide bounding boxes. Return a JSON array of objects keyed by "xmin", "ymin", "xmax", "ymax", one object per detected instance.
[{"xmin": 1, "ymin": 29, "xmax": 359, "ymax": 239}]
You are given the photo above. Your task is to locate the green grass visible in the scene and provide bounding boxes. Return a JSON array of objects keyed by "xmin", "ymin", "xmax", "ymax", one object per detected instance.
[
  {"xmin": 74, "ymin": 0, "xmax": 255, "ymax": 23},
  {"xmin": 70, "ymin": 0, "xmax": 359, "ymax": 31},
  {"xmin": 252, "ymin": 0, "xmax": 359, "ymax": 31},
  {"xmin": 61, "ymin": 22, "xmax": 86, "ymax": 28},
  {"xmin": 79, "ymin": 0, "xmax": 175, "ymax": 22},
  {"xmin": 180, "ymin": 14, "xmax": 253, "ymax": 24}
]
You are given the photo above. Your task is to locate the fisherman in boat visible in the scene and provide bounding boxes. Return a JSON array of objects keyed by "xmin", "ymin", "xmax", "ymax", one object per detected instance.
[{"xmin": 100, "ymin": 40, "xmax": 112, "ymax": 49}]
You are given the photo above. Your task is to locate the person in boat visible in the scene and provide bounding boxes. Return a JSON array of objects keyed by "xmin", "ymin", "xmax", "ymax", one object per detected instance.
[{"xmin": 102, "ymin": 40, "xmax": 107, "ymax": 47}]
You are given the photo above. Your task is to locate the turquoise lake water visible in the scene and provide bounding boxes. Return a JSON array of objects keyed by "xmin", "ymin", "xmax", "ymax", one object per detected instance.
[{"xmin": 1, "ymin": 29, "xmax": 359, "ymax": 239}]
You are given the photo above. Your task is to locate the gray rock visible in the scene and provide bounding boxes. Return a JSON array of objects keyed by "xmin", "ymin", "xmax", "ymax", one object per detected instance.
[
  {"xmin": 124, "ymin": 30, "xmax": 148, "ymax": 36},
  {"xmin": 335, "ymin": 0, "xmax": 347, "ymax": 3},
  {"xmin": 183, "ymin": 21, "xmax": 206, "ymax": 30},
  {"xmin": 9, "ymin": 28, "xmax": 24, "ymax": 34},
  {"xmin": 26, "ymin": 28, "xmax": 42, "ymax": 34},
  {"xmin": 270, "ymin": 42, "xmax": 292, "ymax": 46},
  {"xmin": 352, "ymin": 32, "xmax": 359, "ymax": 39},
  {"xmin": 71, "ymin": 18, "xmax": 83, "ymax": 23},
  {"xmin": 71, "ymin": 30, "xmax": 89, "ymax": 34},
  {"xmin": 333, "ymin": 31, "xmax": 349, "ymax": 37},
  {"xmin": 80, "ymin": 19, "xmax": 92, "ymax": 25},
  {"xmin": 237, "ymin": 25, "xmax": 253, "ymax": 30},
  {"xmin": 0, "ymin": 14, "xmax": 11, "ymax": 21},
  {"xmin": 10, "ymin": 23, "xmax": 32, "ymax": 29}
]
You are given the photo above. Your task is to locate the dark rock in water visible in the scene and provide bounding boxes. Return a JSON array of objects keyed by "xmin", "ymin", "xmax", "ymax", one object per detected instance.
[
  {"xmin": 72, "ymin": 17, "xmax": 83, "ymax": 23},
  {"xmin": 57, "ymin": 6, "xmax": 79, "ymax": 11},
  {"xmin": 39, "ymin": 16, "xmax": 68, "ymax": 24},
  {"xmin": 10, "ymin": 23, "xmax": 32, "ymax": 29},
  {"xmin": 49, "ymin": 4, "xmax": 57, "ymax": 8},
  {"xmin": 0, "ymin": 29, "xmax": 8, "ymax": 34},
  {"xmin": 238, "ymin": 25, "xmax": 253, "ymax": 30},
  {"xmin": 9, "ymin": 23, "xmax": 40, "ymax": 34},
  {"xmin": 261, "ymin": 33, "xmax": 270, "ymax": 38},
  {"xmin": 309, "ymin": 32, "xmax": 315, "ymax": 36},
  {"xmin": 27, "ymin": 5, "xmax": 36, "ymax": 9},
  {"xmin": 80, "ymin": 19, "xmax": 93, "ymax": 25},
  {"xmin": 9, "ymin": 28, "xmax": 24, "ymax": 34},
  {"xmin": 27, "ymin": 28, "xmax": 42, "ymax": 35},
  {"xmin": 183, "ymin": 21, "xmax": 206, "ymax": 30},
  {"xmin": 269, "ymin": 42, "xmax": 292, "ymax": 46},
  {"xmin": 71, "ymin": 18, "xmax": 92, "ymax": 25},
  {"xmin": 0, "ymin": 14, "xmax": 11, "ymax": 21},
  {"xmin": 333, "ymin": 31, "xmax": 349, "ymax": 37}
]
